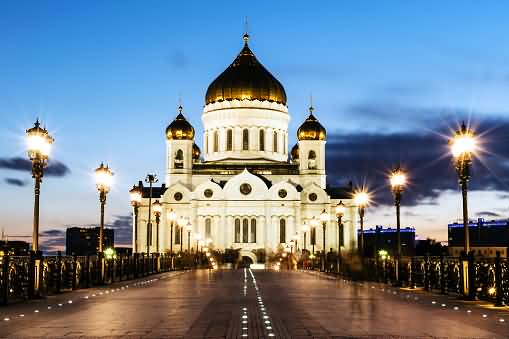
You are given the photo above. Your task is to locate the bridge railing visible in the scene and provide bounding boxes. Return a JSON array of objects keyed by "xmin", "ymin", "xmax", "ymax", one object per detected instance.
[
  {"xmin": 0, "ymin": 252, "xmax": 198, "ymax": 305},
  {"xmin": 347, "ymin": 254, "xmax": 508, "ymax": 306}
]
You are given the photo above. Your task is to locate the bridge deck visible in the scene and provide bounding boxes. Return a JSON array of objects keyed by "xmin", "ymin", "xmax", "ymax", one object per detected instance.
[{"xmin": 0, "ymin": 269, "xmax": 507, "ymax": 338}]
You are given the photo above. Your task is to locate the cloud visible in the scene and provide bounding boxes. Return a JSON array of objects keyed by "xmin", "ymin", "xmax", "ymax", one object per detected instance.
[
  {"xmin": 326, "ymin": 115, "xmax": 509, "ymax": 207},
  {"xmin": 107, "ymin": 214, "xmax": 132, "ymax": 246},
  {"xmin": 4, "ymin": 177, "xmax": 26, "ymax": 187},
  {"xmin": 475, "ymin": 211, "xmax": 501, "ymax": 218},
  {"xmin": 0, "ymin": 157, "xmax": 70, "ymax": 177},
  {"xmin": 39, "ymin": 229, "xmax": 66, "ymax": 255}
]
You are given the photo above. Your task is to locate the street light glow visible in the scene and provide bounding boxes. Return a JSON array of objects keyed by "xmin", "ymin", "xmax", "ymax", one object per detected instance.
[
  {"xmin": 152, "ymin": 200, "xmax": 162, "ymax": 215},
  {"xmin": 354, "ymin": 191, "xmax": 369, "ymax": 207},
  {"xmin": 301, "ymin": 221, "xmax": 309, "ymax": 232},
  {"xmin": 335, "ymin": 201, "xmax": 345, "ymax": 218},
  {"xmin": 95, "ymin": 163, "xmax": 114, "ymax": 192},
  {"xmin": 167, "ymin": 208, "xmax": 177, "ymax": 222},
  {"xmin": 26, "ymin": 120, "xmax": 54, "ymax": 159},
  {"xmin": 319, "ymin": 209, "xmax": 329, "ymax": 222},
  {"xmin": 450, "ymin": 123, "xmax": 477, "ymax": 159},
  {"xmin": 129, "ymin": 185, "xmax": 142, "ymax": 205},
  {"xmin": 390, "ymin": 170, "xmax": 407, "ymax": 189}
]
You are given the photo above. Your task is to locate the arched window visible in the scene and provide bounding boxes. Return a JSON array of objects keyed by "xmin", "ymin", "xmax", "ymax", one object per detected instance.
[
  {"xmin": 242, "ymin": 219, "xmax": 249, "ymax": 243},
  {"xmin": 213, "ymin": 131, "xmax": 219, "ymax": 152},
  {"xmin": 175, "ymin": 225, "xmax": 181, "ymax": 244},
  {"xmin": 273, "ymin": 131, "xmax": 278, "ymax": 153},
  {"xmin": 243, "ymin": 129, "xmax": 249, "ymax": 151},
  {"xmin": 250, "ymin": 218, "xmax": 257, "ymax": 243},
  {"xmin": 226, "ymin": 129, "xmax": 233, "ymax": 151},
  {"xmin": 205, "ymin": 218, "xmax": 212, "ymax": 238},
  {"xmin": 234, "ymin": 219, "xmax": 241, "ymax": 243},
  {"xmin": 279, "ymin": 219, "xmax": 286, "ymax": 243},
  {"xmin": 308, "ymin": 150, "xmax": 317, "ymax": 169},
  {"xmin": 174, "ymin": 149, "xmax": 184, "ymax": 169},
  {"xmin": 259, "ymin": 129, "xmax": 265, "ymax": 151}
]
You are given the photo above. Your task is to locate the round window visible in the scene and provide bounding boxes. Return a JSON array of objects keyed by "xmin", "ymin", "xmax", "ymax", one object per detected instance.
[
  {"xmin": 278, "ymin": 189, "xmax": 287, "ymax": 198},
  {"xmin": 308, "ymin": 193, "xmax": 318, "ymax": 201},
  {"xmin": 174, "ymin": 192, "xmax": 183, "ymax": 201},
  {"xmin": 240, "ymin": 183, "xmax": 252, "ymax": 195},
  {"xmin": 204, "ymin": 189, "xmax": 213, "ymax": 198}
]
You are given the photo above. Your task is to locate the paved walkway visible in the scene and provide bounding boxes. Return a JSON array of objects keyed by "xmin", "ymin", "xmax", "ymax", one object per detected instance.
[{"xmin": 0, "ymin": 269, "xmax": 507, "ymax": 338}]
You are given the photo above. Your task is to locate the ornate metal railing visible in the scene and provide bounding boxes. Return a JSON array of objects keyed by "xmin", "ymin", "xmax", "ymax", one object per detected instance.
[
  {"xmin": 359, "ymin": 254, "xmax": 508, "ymax": 306},
  {"xmin": 0, "ymin": 252, "xmax": 198, "ymax": 305}
]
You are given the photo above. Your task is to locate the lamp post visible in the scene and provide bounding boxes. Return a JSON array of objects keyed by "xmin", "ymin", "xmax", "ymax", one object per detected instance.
[
  {"xmin": 186, "ymin": 221, "xmax": 192, "ymax": 252},
  {"xmin": 301, "ymin": 221, "xmax": 309, "ymax": 251},
  {"xmin": 145, "ymin": 174, "xmax": 158, "ymax": 254},
  {"xmin": 95, "ymin": 162, "xmax": 113, "ymax": 284},
  {"xmin": 354, "ymin": 191, "xmax": 369, "ymax": 257},
  {"xmin": 167, "ymin": 209, "xmax": 177, "ymax": 269},
  {"xmin": 178, "ymin": 216, "xmax": 186, "ymax": 253},
  {"xmin": 26, "ymin": 119, "xmax": 54, "ymax": 295},
  {"xmin": 390, "ymin": 166, "xmax": 406, "ymax": 285},
  {"xmin": 310, "ymin": 216, "xmax": 318, "ymax": 269},
  {"xmin": 450, "ymin": 122, "xmax": 477, "ymax": 297},
  {"xmin": 129, "ymin": 185, "xmax": 142, "ymax": 253},
  {"xmin": 320, "ymin": 209, "xmax": 329, "ymax": 272},
  {"xmin": 152, "ymin": 200, "xmax": 162, "ymax": 253},
  {"xmin": 335, "ymin": 201, "xmax": 345, "ymax": 273}
]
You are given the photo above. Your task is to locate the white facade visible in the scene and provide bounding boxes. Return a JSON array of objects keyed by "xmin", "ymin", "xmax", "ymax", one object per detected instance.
[{"xmin": 132, "ymin": 39, "xmax": 357, "ymax": 262}]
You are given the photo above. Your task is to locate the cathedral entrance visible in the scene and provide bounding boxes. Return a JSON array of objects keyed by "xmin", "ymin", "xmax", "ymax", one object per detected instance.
[{"xmin": 239, "ymin": 256, "xmax": 253, "ymax": 268}]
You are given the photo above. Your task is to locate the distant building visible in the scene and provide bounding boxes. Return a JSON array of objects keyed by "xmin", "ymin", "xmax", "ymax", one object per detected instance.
[
  {"xmin": 66, "ymin": 227, "xmax": 114, "ymax": 256},
  {"xmin": 0, "ymin": 240, "xmax": 30, "ymax": 256},
  {"xmin": 448, "ymin": 218, "xmax": 509, "ymax": 257},
  {"xmin": 115, "ymin": 247, "xmax": 133, "ymax": 256},
  {"xmin": 358, "ymin": 226, "xmax": 416, "ymax": 258}
]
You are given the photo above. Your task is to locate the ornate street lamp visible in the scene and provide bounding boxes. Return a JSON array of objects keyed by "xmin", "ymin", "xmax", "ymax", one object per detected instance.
[
  {"xmin": 95, "ymin": 162, "xmax": 113, "ymax": 284},
  {"xmin": 178, "ymin": 216, "xmax": 186, "ymax": 253},
  {"xmin": 390, "ymin": 166, "xmax": 406, "ymax": 284},
  {"xmin": 95, "ymin": 163, "xmax": 113, "ymax": 253},
  {"xmin": 167, "ymin": 209, "xmax": 177, "ymax": 260},
  {"xmin": 26, "ymin": 119, "xmax": 54, "ymax": 253},
  {"xmin": 450, "ymin": 122, "xmax": 477, "ymax": 254},
  {"xmin": 310, "ymin": 216, "xmax": 319, "ymax": 269},
  {"xmin": 354, "ymin": 191, "xmax": 369, "ymax": 256},
  {"xmin": 26, "ymin": 119, "xmax": 54, "ymax": 295},
  {"xmin": 129, "ymin": 184, "xmax": 142, "ymax": 253},
  {"xmin": 145, "ymin": 174, "xmax": 158, "ymax": 254},
  {"xmin": 320, "ymin": 209, "xmax": 329, "ymax": 272},
  {"xmin": 152, "ymin": 200, "xmax": 162, "ymax": 253},
  {"xmin": 301, "ymin": 221, "xmax": 309, "ymax": 251},
  {"xmin": 185, "ymin": 221, "xmax": 193, "ymax": 252},
  {"xmin": 335, "ymin": 201, "xmax": 346, "ymax": 273},
  {"xmin": 450, "ymin": 122, "xmax": 477, "ymax": 297}
]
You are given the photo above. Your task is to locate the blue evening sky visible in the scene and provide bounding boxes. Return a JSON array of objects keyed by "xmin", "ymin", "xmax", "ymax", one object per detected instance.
[{"xmin": 1, "ymin": 1, "xmax": 509, "ymax": 249}]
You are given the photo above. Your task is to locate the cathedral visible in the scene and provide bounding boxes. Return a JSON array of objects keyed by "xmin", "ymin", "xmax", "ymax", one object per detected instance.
[{"xmin": 131, "ymin": 33, "xmax": 358, "ymax": 263}]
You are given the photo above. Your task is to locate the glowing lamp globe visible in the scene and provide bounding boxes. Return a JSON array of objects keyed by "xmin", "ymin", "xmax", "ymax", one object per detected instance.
[
  {"xmin": 450, "ymin": 123, "xmax": 477, "ymax": 159},
  {"xmin": 354, "ymin": 191, "xmax": 369, "ymax": 207},
  {"xmin": 95, "ymin": 163, "xmax": 113, "ymax": 193},
  {"xmin": 129, "ymin": 185, "xmax": 142, "ymax": 206},
  {"xmin": 335, "ymin": 201, "xmax": 346, "ymax": 218},
  {"xmin": 167, "ymin": 209, "xmax": 177, "ymax": 222},
  {"xmin": 26, "ymin": 120, "xmax": 54, "ymax": 160}
]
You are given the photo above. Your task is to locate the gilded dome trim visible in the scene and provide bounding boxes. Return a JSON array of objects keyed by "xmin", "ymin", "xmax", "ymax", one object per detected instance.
[
  {"xmin": 166, "ymin": 112, "xmax": 195, "ymax": 140},
  {"xmin": 297, "ymin": 112, "xmax": 326, "ymax": 141},
  {"xmin": 205, "ymin": 42, "xmax": 287, "ymax": 106}
]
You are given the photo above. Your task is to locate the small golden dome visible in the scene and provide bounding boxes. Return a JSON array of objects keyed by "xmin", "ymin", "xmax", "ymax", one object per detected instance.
[
  {"xmin": 192, "ymin": 143, "xmax": 201, "ymax": 160},
  {"xmin": 290, "ymin": 143, "xmax": 299, "ymax": 160},
  {"xmin": 205, "ymin": 36, "xmax": 287, "ymax": 106},
  {"xmin": 166, "ymin": 107, "xmax": 195, "ymax": 140},
  {"xmin": 297, "ymin": 107, "xmax": 326, "ymax": 141}
]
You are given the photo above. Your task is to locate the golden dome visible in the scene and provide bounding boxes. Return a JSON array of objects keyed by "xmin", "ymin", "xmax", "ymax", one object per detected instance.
[
  {"xmin": 205, "ymin": 35, "xmax": 287, "ymax": 106},
  {"xmin": 297, "ymin": 107, "xmax": 326, "ymax": 141},
  {"xmin": 166, "ymin": 107, "xmax": 195, "ymax": 140},
  {"xmin": 192, "ymin": 143, "xmax": 201, "ymax": 160},
  {"xmin": 290, "ymin": 143, "xmax": 299, "ymax": 160}
]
